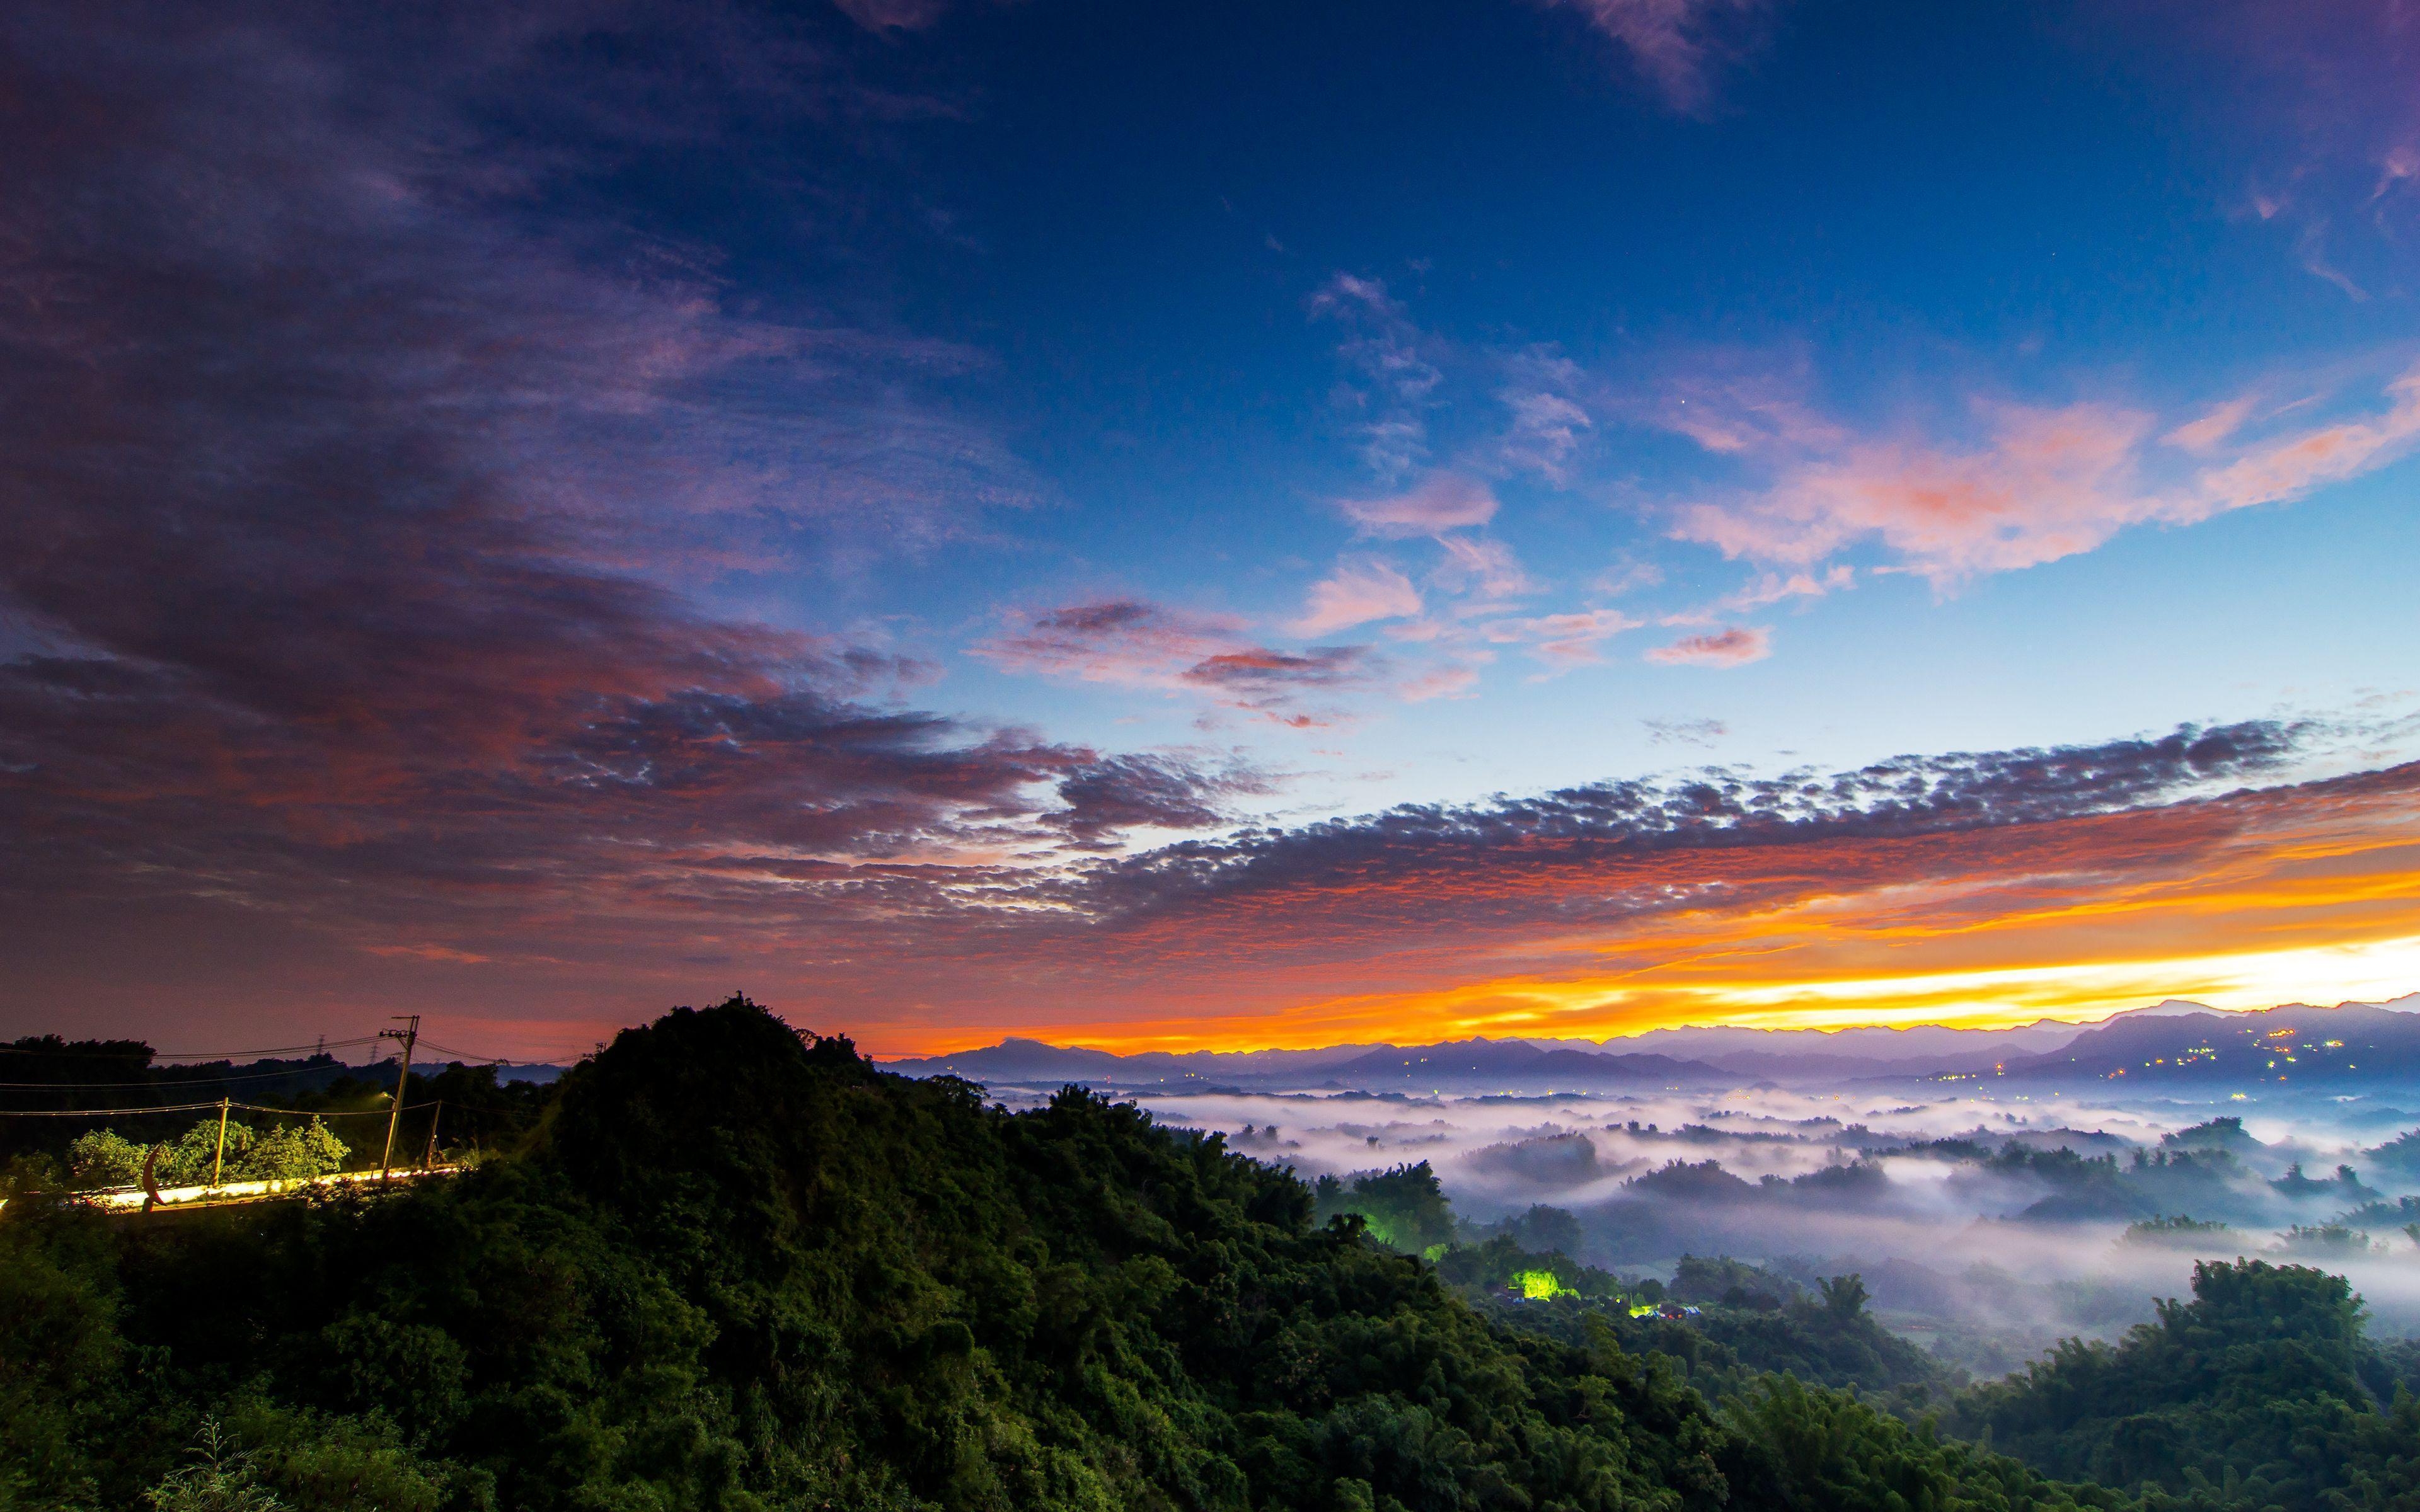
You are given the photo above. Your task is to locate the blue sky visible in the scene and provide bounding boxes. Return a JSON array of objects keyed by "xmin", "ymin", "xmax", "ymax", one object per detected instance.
[{"xmin": 698, "ymin": 0, "xmax": 2420, "ymax": 818}]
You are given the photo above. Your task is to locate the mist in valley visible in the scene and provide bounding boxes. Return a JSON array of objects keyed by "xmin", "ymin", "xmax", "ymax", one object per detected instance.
[{"xmin": 1075, "ymin": 1078, "xmax": 2420, "ymax": 1378}]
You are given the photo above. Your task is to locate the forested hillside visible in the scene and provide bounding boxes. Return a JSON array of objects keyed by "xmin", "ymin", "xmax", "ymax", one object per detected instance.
[
  {"xmin": 0, "ymin": 999, "xmax": 2126, "ymax": 1512},
  {"xmin": 1954, "ymin": 1260, "xmax": 2420, "ymax": 1509}
]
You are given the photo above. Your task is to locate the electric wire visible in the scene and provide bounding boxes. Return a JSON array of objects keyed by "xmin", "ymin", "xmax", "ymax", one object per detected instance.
[
  {"xmin": 0, "ymin": 1036, "xmax": 383, "ymax": 1062},
  {"xmin": 0, "ymin": 1064, "xmax": 383, "ymax": 1090},
  {"xmin": 0, "ymin": 1099, "xmax": 442, "ymax": 1119}
]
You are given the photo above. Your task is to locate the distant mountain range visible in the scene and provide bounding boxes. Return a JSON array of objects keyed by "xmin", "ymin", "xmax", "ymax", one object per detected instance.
[
  {"xmin": 1979, "ymin": 997, "xmax": 2420, "ymax": 1089},
  {"xmin": 884, "ymin": 1037, "xmax": 1729, "ymax": 1094},
  {"xmin": 884, "ymin": 995, "xmax": 2420, "ymax": 1096}
]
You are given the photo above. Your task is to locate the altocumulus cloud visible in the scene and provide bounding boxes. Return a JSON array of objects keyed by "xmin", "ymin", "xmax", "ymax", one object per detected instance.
[{"xmin": 0, "ymin": 1, "xmax": 1242, "ymax": 1002}]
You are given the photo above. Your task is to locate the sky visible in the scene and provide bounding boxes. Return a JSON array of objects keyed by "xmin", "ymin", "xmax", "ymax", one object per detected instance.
[{"xmin": 2, "ymin": 0, "xmax": 2418, "ymax": 1059}]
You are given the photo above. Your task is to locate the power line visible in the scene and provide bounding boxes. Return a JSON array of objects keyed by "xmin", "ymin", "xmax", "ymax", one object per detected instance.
[
  {"xmin": 0, "ymin": 1065, "xmax": 379, "ymax": 1090},
  {"xmin": 0, "ymin": 1098, "xmax": 442, "ymax": 1120},
  {"xmin": 0, "ymin": 1101, "xmax": 234, "ymax": 1118},
  {"xmin": 412, "ymin": 1038, "xmax": 557, "ymax": 1066},
  {"xmin": 0, "ymin": 1036, "xmax": 383, "ymax": 1062}
]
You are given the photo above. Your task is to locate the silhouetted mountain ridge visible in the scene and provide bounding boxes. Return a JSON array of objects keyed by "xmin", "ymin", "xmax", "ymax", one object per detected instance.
[{"xmin": 890, "ymin": 995, "xmax": 2420, "ymax": 1094}]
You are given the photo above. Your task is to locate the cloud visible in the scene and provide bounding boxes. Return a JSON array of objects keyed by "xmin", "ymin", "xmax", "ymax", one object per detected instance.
[
  {"xmin": 1399, "ymin": 664, "xmax": 1485, "ymax": 702},
  {"xmin": 0, "ymin": 0, "xmax": 1235, "ymax": 1031},
  {"xmin": 1673, "ymin": 404, "xmax": 2153, "ymax": 583},
  {"xmin": 1431, "ymin": 536, "xmax": 1538, "ymax": 600},
  {"xmin": 976, "ymin": 599, "xmax": 1378, "ymax": 726},
  {"xmin": 971, "ymin": 600, "xmax": 1242, "ymax": 687},
  {"xmin": 2119, "ymin": 1, "xmax": 2420, "ymax": 297},
  {"xmin": 1310, "ymin": 274, "xmax": 1442, "ymax": 481},
  {"xmin": 1717, "ymin": 566, "xmax": 1853, "ymax": 612},
  {"xmin": 762, "ymin": 717, "xmax": 2420, "ymax": 1059},
  {"xmin": 1647, "ymin": 626, "xmax": 1770, "ymax": 666},
  {"xmin": 1497, "ymin": 348, "xmax": 1596, "ymax": 484},
  {"xmin": 1531, "ymin": 0, "xmax": 1774, "ymax": 113},
  {"xmin": 1485, "ymin": 609, "xmax": 1646, "ymax": 667},
  {"xmin": 2181, "ymin": 369, "xmax": 2420, "ymax": 518},
  {"xmin": 1183, "ymin": 648, "xmax": 1380, "ymax": 727},
  {"xmin": 1666, "ymin": 364, "xmax": 2420, "ymax": 589},
  {"xmin": 1073, "ymin": 720, "xmax": 2315, "ymax": 931},
  {"xmin": 1297, "ymin": 559, "xmax": 1424, "ymax": 634},
  {"xmin": 1049, "ymin": 755, "xmax": 1267, "ymax": 849},
  {"xmin": 2163, "ymin": 396, "xmax": 2260, "ymax": 454},
  {"xmin": 831, "ymin": 0, "xmax": 950, "ymax": 30},
  {"xmin": 1644, "ymin": 718, "xmax": 1727, "ymax": 747},
  {"xmin": 1340, "ymin": 474, "xmax": 1501, "ymax": 537}
]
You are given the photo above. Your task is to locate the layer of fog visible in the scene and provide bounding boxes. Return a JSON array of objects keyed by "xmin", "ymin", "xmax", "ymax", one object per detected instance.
[{"xmin": 1038, "ymin": 1079, "xmax": 2420, "ymax": 1369}]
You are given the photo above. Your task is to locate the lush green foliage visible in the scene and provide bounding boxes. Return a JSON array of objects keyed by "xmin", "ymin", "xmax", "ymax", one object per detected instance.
[
  {"xmin": 1311, "ymin": 1163, "xmax": 1458, "ymax": 1255},
  {"xmin": 66, "ymin": 1118, "xmax": 351, "ymax": 1190},
  {"xmin": 1439, "ymin": 1242, "xmax": 1950, "ymax": 1412},
  {"xmin": 1953, "ymin": 1259, "xmax": 2420, "ymax": 1510},
  {"xmin": 1, "ymin": 1048, "xmax": 551, "ymax": 1198},
  {"xmin": 0, "ymin": 999, "xmax": 2133, "ymax": 1512}
]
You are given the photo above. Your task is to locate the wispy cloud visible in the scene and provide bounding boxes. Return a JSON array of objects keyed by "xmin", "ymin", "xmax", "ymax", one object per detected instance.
[
  {"xmin": 972, "ymin": 600, "xmax": 1242, "ymax": 687},
  {"xmin": 976, "ymin": 598, "xmax": 1380, "ymax": 728},
  {"xmin": 1497, "ymin": 348, "xmax": 1596, "ymax": 484},
  {"xmin": 1644, "ymin": 717, "xmax": 1727, "ymax": 747},
  {"xmin": 1340, "ymin": 473, "xmax": 1500, "ymax": 537},
  {"xmin": 1296, "ymin": 559, "xmax": 1424, "ymax": 634},
  {"xmin": 2078, "ymin": 3, "xmax": 2419, "ymax": 297},
  {"xmin": 1646, "ymin": 626, "xmax": 1771, "ymax": 666},
  {"xmin": 1530, "ymin": 0, "xmax": 1775, "ymax": 113},
  {"xmin": 1309, "ymin": 274, "xmax": 1443, "ymax": 482},
  {"xmin": 1666, "ymin": 363, "xmax": 2420, "ymax": 590},
  {"xmin": 1486, "ymin": 609, "xmax": 1646, "ymax": 668},
  {"xmin": 1431, "ymin": 535, "xmax": 1539, "ymax": 600},
  {"xmin": 1184, "ymin": 648, "xmax": 1378, "ymax": 729}
]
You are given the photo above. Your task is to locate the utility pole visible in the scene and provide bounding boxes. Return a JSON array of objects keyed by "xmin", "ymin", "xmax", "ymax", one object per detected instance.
[
  {"xmin": 377, "ymin": 1015, "xmax": 419, "ymax": 1184},
  {"xmin": 211, "ymin": 1097, "xmax": 230, "ymax": 1188},
  {"xmin": 422, "ymin": 1099, "xmax": 442, "ymax": 1171}
]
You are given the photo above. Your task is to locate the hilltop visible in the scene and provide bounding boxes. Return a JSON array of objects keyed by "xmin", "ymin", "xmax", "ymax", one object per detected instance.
[{"xmin": 0, "ymin": 997, "xmax": 2128, "ymax": 1512}]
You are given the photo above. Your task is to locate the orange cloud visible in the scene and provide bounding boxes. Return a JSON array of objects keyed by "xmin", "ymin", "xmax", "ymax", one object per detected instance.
[{"xmin": 874, "ymin": 752, "xmax": 2420, "ymax": 1055}]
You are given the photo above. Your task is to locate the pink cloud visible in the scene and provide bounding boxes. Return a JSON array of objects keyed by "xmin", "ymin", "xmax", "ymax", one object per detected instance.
[
  {"xmin": 1664, "ymin": 565, "xmax": 1854, "ymax": 626},
  {"xmin": 1533, "ymin": 0, "xmax": 1772, "ymax": 112},
  {"xmin": 1484, "ymin": 608, "xmax": 1645, "ymax": 667},
  {"xmin": 1673, "ymin": 403, "xmax": 2155, "ymax": 585},
  {"xmin": 1652, "ymin": 362, "xmax": 1846, "ymax": 457},
  {"xmin": 2162, "ymin": 395, "xmax": 2259, "ymax": 454},
  {"xmin": 971, "ymin": 600, "xmax": 1241, "ymax": 688},
  {"xmin": 1647, "ymin": 625, "xmax": 1771, "ymax": 667},
  {"xmin": 1182, "ymin": 647, "xmax": 1377, "ymax": 728},
  {"xmin": 1398, "ymin": 663, "xmax": 1484, "ymax": 702},
  {"xmin": 2180, "ymin": 368, "xmax": 2420, "ymax": 520},
  {"xmin": 1296, "ymin": 559, "xmax": 1423, "ymax": 634},
  {"xmin": 1668, "ymin": 362, "xmax": 2420, "ymax": 589},
  {"xmin": 974, "ymin": 598, "xmax": 1382, "ymax": 727},
  {"xmin": 1431, "ymin": 534, "xmax": 1536, "ymax": 598},
  {"xmin": 1339, "ymin": 472, "xmax": 1500, "ymax": 536}
]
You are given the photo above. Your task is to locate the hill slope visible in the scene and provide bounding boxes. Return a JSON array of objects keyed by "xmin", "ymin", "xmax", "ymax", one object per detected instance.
[
  {"xmin": 0, "ymin": 999, "xmax": 2124, "ymax": 1512},
  {"xmin": 1988, "ymin": 1002, "xmax": 2420, "ymax": 1089}
]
